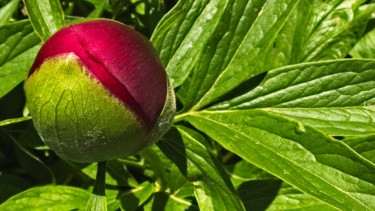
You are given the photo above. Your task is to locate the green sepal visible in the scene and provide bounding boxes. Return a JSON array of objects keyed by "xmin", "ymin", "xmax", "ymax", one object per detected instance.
[
  {"xmin": 25, "ymin": 54, "xmax": 147, "ymax": 163},
  {"xmin": 144, "ymin": 78, "xmax": 176, "ymax": 150}
]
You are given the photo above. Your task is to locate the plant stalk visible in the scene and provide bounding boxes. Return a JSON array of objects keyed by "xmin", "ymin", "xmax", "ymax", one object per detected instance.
[{"xmin": 86, "ymin": 161, "xmax": 107, "ymax": 211}]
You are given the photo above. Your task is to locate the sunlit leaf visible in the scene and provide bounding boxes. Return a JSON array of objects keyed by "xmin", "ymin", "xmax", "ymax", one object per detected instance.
[{"xmin": 185, "ymin": 110, "xmax": 375, "ymax": 210}]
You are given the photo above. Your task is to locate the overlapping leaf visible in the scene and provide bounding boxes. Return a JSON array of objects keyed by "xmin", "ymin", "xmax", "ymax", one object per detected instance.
[
  {"xmin": 0, "ymin": 20, "xmax": 40, "ymax": 99},
  {"xmin": 351, "ymin": 28, "xmax": 375, "ymax": 59},
  {"xmin": 265, "ymin": 106, "xmax": 375, "ymax": 136},
  {"xmin": 185, "ymin": 110, "xmax": 375, "ymax": 210},
  {"xmin": 152, "ymin": 0, "xmax": 373, "ymax": 111},
  {"xmin": 178, "ymin": 0, "xmax": 299, "ymax": 110},
  {"xmin": 266, "ymin": 184, "xmax": 337, "ymax": 211},
  {"xmin": 344, "ymin": 135, "xmax": 375, "ymax": 163},
  {"xmin": 120, "ymin": 182, "xmax": 154, "ymax": 211},
  {"xmin": 158, "ymin": 126, "xmax": 245, "ymax": 211},
  {"xmin": 151, "ymin": 0, "xmax": 226, "ymax": 87},
  {"xmin": 209, "ymin": 59, "xmax": 375, "ymax": 136},
  {"xmin": 264, "ymin": 1, "xmax": 375, "ymax": 69},
  {"xmin": 213, "ymin": 60, "xmax": 375, "ymax": 109},
  {"xmin": 24, "ymin": 0, "xmax": 65, "ymax": 41}
]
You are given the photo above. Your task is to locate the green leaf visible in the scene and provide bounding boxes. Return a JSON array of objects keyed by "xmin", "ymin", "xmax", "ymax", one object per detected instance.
[
  {"xmin": 0, "ymin": 116, "xmax": 31, "ymax": 127},
  {"xmin": 0, "ymin": 0, "xmax": 20, "ymax": 25},
  {"xmin": 343, "ymin": 135, "xmax": 375, "ymax": 163},
  {"xmin": 24, "ymin": 0, "xmax": 65, "ymax": 41},
  {"xmin": 264, "ymin": 106, "xmax": 375, "ymax": 136},
  {"xmin": 152, "ymin": 0, "xmax": 229, "ymax": 88},
  {"xmin": 120, "ymin": 181, "xmax": 154, "ymax": 211},
  {"xmin": 106, "ymin": 159, "xmax": 140, "ymax": 187},
  {"xmin": 171, "ymin": 0, "xmax": 373, "ymax": 110},
  {"xmin": 0, "ymin": 20, "xmax": 41, "ymax": 99},
  {"xmin": 267, "ymin": 184, "xmax": 337, "ymax": 211},
  {"xmin": 87, "ymin": 0, "xmax": 107, "ymax": 18},
  {"xmin": 282, "ymin": 1, "xmax": 374, "ymax": 63},
  {"xmin": 158, "ymin": 126, "xmax": 245, "ymax": 211},
  {"xmin": 351, "ymin": 27, "xmax": 375, "ymax": 59},
  {"xmin": 226, "ymin": 160, "xmax": 274, "ymax": 189},
  {"xmin": 185, "ymin": 110, "xmax": 375, "ymax": 210},
  {"xmin": 144, "ymin": 191, "xmax": 198, "ymax": 211},
  {"xmin": 0, "ymin": 185, "xmax": 90, "ymax": 210},
  {"xmin": 168, "ymin": 164, "xmax": 190, "ymax": 194},
  {"xmin": 178, "ymin": 0, "xmax": 299, "ymax": 111},
  {"xmin": 213, "ymin": 59, "xmax": 375, "ymax": 109}
]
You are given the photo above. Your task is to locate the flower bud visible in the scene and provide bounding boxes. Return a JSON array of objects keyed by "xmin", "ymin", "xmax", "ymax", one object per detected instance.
[{"xmin": 25, "ymin": 19, "xmax": 175, "ymax": 163}]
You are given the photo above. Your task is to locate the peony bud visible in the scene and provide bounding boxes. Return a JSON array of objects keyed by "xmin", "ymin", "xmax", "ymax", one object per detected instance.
[{"xmin": 25, "ymin": 19, "xmax": 175, "ymax": 163}]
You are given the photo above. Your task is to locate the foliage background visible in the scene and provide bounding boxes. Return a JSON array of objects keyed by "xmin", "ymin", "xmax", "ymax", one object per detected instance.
[{"xmin": 0, "ymin": 0, "xmax": 375, "ymax": 210}]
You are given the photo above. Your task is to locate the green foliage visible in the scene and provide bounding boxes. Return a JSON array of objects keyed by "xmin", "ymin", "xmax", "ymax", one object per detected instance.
[
  {"xmin": 0, "ymin": 185, "xmax": 90, "ymax": 210},
  {"xmin": 24, "ymin": 0, "xmax": 65, "ymax": 41},
  {"xmin": 1, "ymin": 0, "xmax": 375, "ymax": 210},
  {"xmin": 0, "ymin": 20, "xmax": 40, "ymax": 99},
  {"xmin": 0, "ymin": 0, "xmax": 20, "ymax": 25}
]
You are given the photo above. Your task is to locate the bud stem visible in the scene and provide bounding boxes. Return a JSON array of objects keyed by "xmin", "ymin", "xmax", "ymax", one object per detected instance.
[{"xmin": 86, "ymin": 161, "xmax": 107, "ymax": 211}]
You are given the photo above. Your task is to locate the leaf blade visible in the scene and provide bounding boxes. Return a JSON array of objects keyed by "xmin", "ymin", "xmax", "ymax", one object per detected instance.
[
  {"xmin": 151, "ymin": 0, "xmax": 228, "ymax": 88},
  {"xmin": 264, "ymin": 106, "xmax": 375, "ymax": 136},
  {"xmin": 213, "ymin": 59, "xmax": 375, "ymax": 110},
  {"xmin": 351, "ymin": 27, "xmax": 375, "ymax": 59},
  {"xmin": 0, "ymin": 0, "xmax": 20, "ymax": 26},
  {"xmin": 186, "ymin": 110, "xmax": 375, "ymax": 210},
  {"xmin": 0, "ymin": 186, "xmax": 90, "ymax": 210},
  {"xmin": 24, "ymin": 0, "xmax": 65, "ymax": 41},
  {"xmin": 190, "ymin": 0, "xmax": 300, "ymax": 110},
  {"xmin": 0, "ymin": 20, "xmax": 41, "ymax": 99},
  {"xmin": 158, "ymin": 127, "xmax": 245, "ymax": 211}
]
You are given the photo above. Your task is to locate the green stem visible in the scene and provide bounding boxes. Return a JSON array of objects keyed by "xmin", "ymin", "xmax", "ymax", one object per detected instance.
[
  {"xmin": 140, "ymin": 147, "xmax": 168, "ymax": 191},
  {"xmin": 93, "ymin": 161, "xmax": 107, "ymax": 196},
  {"xmin": 86, "ymin": 161, "xmax": 107, "ymax": 211}
]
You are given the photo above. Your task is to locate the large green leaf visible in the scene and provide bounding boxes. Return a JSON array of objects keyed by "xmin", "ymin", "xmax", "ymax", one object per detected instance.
[
  {"xmin": 0, "ymin": 20, "xmax": 41, "ymax": 99},
  {"xmin": 158, "ymin": 126, "xmax": 245, "ymax": 211},
  {"xmin": 185, "ymin": 110, "xmax": 375, "ymax": 210},
  {"xmin": 178, "ymin": 0, "xmax": 299, "ymax": 111},
  {"xmin": 24, "ymin": 0, "xmax": 65, "ymax": 41},
  {"xmin": 213, "ymin": 59, "xmax": 375, "ymax": 109},
  {"xmin": 0, "ymin": 186, "xmax": 90, "ymax": 210},
  {"xmin": 278, "ymin": 0, "xmax": 375, "ymax": 64},
  {"xmin": 351, "ymin": 28, "xmax": 375, "ymax": 59},
  {"xmin": 151, "ymin": 0, "xmax": 228, "ymax": 88},
  {"xmin": 209, "ymin": 59, "xmax": 375, "ymax": 136},
  {"xmin": 264, "ymin": 106, "xmax": 375, "ymax": 136},
  {"xmin": 166, "ymin": 0, "xmax": 373, "ymax": 111}
]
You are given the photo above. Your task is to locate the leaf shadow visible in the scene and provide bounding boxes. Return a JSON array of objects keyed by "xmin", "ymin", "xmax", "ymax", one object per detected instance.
[{"xmin": 237, "ymin": 179, "xmax": 282, "ymax": 211}]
